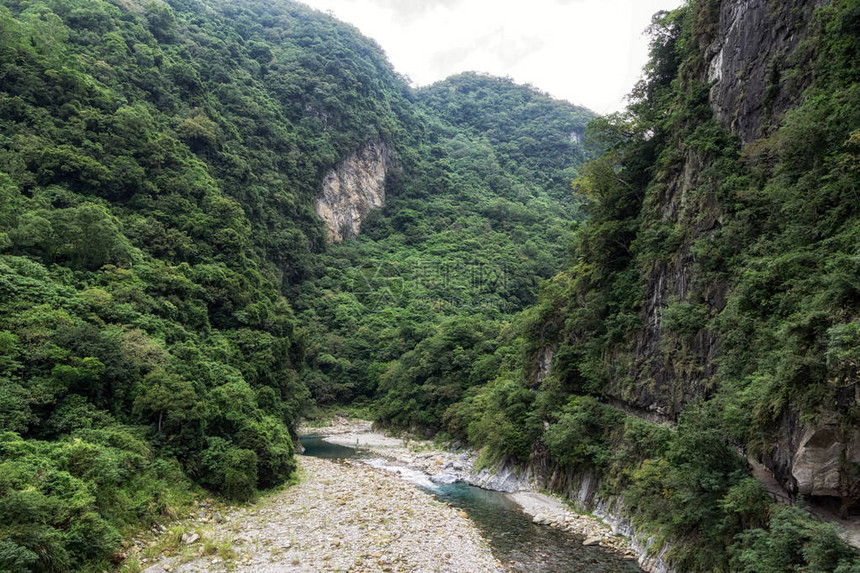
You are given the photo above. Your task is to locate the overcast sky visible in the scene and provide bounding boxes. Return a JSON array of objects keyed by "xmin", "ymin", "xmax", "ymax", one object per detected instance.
[{"xmin": 298, "ymin": 0, "xmax": 683, "ymax": 114}]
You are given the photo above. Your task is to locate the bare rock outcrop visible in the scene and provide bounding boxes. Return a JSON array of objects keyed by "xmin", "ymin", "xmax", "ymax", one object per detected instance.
[
  {"xmin": 793, "ymin": 425, "xmax": 859, "ymax": 499},
  {"xmin": 706, "ymin": 0, "xmax": 823, "ymax": 145},
  {"xmin": 766, "ymin": 410, "xmax": 860, "ymax": 507},
  {"xmin": 315, "ymin": 140, "xmax": 393, "ymax": 243}
]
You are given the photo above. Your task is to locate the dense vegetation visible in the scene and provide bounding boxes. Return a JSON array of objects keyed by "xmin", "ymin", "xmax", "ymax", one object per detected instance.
[
  {"xmin": 0, "ymin": 0, "xmax": 595, "ymax": 568},
  {"xmin": 0, "ymin": 0, "xmax": 417, "ymax": 568},
  {"xmin": 396, "ymin": 1, "xmax": 860, "ymax": 571},
  {"xmin": 1, "ymin": 0, "xmax": 857, "ymax": 570},
  {"xmin": 297, "ymin": 72, "xmax": 593, "ymax": 415}
]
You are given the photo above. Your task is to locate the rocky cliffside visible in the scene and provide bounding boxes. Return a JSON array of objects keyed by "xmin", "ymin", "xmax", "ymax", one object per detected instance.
[
  {"xmin": 315, "ymin": 140, "xmax": 393, "ymax": 243},
  {"xmin": 702, "ymin": 0, "xmax": 860, "ymax": 509},
  {"xmin": 613, "ymin": 0, "xmax": 825, "ymax": 417},
  {"xmin": 621, "ymin": 0, "xmax": 860, "ymax": 510},
  {"xmin": 766, "ymin": 410, "xmax": 860, "ymax": 510},
  {"xmin": 536, "ymin": 0, "xmax": 859, "ymax": 525},
  {"xmin": 706, "ymin": 0, "xmax": 823, "ymax": 145}
]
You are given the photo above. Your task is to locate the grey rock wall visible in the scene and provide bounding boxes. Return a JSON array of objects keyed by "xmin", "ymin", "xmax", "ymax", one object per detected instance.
[
  {"xmin": 315, "ymin": 140, "xmax": 393, "ymax": 243},
  {"xmin": 537, "ymin": 0, "xmax": 858, "ymax": 515},
  {"xmin": 706, "ymin": 0, "xmax": 822, "ymax": 145}
]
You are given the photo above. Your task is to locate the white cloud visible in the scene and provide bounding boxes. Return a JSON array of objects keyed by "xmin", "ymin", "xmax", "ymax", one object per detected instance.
[{"xmin": 298, "ymin": 0, "xmax": 683, "ymax": 113}]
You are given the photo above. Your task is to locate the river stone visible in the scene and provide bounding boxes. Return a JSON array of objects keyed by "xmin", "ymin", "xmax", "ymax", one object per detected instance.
[
  {"xmin": 181, "ymin": 532, "xmax": 200, "ymax": 545},
  {"xmin": 430, "ymin": 471, "xmax": 459, "ymax": 484},
  {"xmin": 583, "ymin": 536, "xmax": 602, "ymax": 546}
]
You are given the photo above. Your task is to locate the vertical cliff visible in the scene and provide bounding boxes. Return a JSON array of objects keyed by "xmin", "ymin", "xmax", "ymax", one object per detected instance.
[
  {"xmin": 518, "ymin": 0, "xmax": 859, "ymax": 567},
  {"xmin": 624, "ymin": 0, "xmax": 860, "ymax": 509},
  {"xmin": 706, "ymin": 0, "xmax": 823, "ymax": 145},
  {"xmin": 609, "ymin": 0, "xmax": 826, "ymax": 419},
  {"xmin": 315, "ymin": 140, "xmax": 393, "ymax": 243}
]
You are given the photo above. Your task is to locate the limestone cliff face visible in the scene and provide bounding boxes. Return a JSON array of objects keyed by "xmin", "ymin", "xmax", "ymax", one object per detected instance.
[
  {"xmin": 632, "ymin": 0, "xmax": 860, "ymax": 506},
  {"xmin": 315, "ymin": 140, "xmax": 393, "ymax": 243},
  {"xmin": 706, "ymin": 0, "xmax": 822, "ymax": 145},
  {"xmin": 765, "ymin": 409, "xmax": 860, "ymax": 505},
  {"xmin": 697, "ymin": 0, "xmax": 860, "ymax": 506},
  {"xmin": 539, "ymin": 0, "xmax": 859, "ymax": 508}
]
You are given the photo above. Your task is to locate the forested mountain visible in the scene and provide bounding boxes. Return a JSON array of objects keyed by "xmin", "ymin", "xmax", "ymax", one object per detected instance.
[
  {"xmin": 297, "ymin": 72, "xmax": 593, "ymax": 417},
  {"xmin": 417, "ymin": 73, "xmax": 590, "ymax": 200},
  {"xmin": 410, "ymin": 1, "xmax": 860, "ymax": 571},
  {"xmin": 0, "ymin": 0, "xmax": 593, "ymax": 569},
  {"xmin": 1, "ymin": 0, "xmax": 858, "ymax": 570},
  {"xmin": 0, "ymin": 0, "xmax": 408, "ymax": 568}
]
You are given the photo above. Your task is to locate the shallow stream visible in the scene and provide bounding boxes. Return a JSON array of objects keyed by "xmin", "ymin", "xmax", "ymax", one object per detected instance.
[{"xmin": 300, "ymin": 434, "xmax": 643, "ymax": 572}]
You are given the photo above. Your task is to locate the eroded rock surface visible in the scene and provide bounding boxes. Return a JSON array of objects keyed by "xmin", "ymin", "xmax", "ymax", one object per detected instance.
[
  {"xmin": 315, "ymin": 140, "xmax": 393, "ymax": 243},
  {"xmin": 707, "ymin": 0, "xmax": 821, "ymax": 145},
  {"xmin": 791, "ymin": 423, "xmax": 860, "ymax": 500}
]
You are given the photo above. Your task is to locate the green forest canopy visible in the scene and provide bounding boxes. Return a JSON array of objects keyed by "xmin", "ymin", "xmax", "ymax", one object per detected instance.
[
  {"xmin": 0, "ymin": 0, "xmax": 593, "ymax": 569},
  {"xmin": 0, "ymin": 0, "xmax": 858, "ymax": 571}
]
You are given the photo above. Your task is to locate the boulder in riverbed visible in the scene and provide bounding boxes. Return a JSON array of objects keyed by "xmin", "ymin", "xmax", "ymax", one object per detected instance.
[{"xmin": 430, "ymin": 471, "xmax": 459, "ymax": 484}]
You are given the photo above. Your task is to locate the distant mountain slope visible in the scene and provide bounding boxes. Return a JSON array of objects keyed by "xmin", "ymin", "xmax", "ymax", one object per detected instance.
[
  {"xmin": 418, "ymin": 72, "xmax": 593, "ymax": 199},
  {"xmin": 296, "ymin": 77, "xmax": 596, "ymax": 412}
]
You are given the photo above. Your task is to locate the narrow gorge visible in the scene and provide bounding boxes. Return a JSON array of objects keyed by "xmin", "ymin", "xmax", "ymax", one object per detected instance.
[{"xmin": 0, "ymin": 0, "xmax": 857, "ymax": 571}]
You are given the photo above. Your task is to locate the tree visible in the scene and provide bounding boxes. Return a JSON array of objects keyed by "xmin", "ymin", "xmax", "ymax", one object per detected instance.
[{"xmin": 133, "ymin": 370, "xmax": 197, "ymax": 432}]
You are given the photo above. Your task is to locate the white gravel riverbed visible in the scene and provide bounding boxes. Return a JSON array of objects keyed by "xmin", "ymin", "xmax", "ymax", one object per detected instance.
[
  {"xmin": 305, "ymin": 418, "xmax": 638, "ymax": 557},
  {"xmin": 140, "ymin": 455, "xmax": 501, "ymax": 572}
]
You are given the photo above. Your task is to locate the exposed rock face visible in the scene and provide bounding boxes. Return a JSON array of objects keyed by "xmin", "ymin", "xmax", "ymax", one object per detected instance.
[
  {"xmin": 611, "ymin": 0, "xmax": 824, "ymax": 419},
  {"xmin": 539, "ymin": 0, "xmax": 858, "ymax": 516},
  {"xmin": 706, "ymin": 0, "xmax": 822, "ymax": 145},
  {"xmin": 618, "ymin": 147, "xmax": 725, "ymax": 417},
  {"xmin": 793, "ymin": 426, "xmax": 850, "ymax": 497},
  {"xmin": 535, "ymin": 346, "xmax": 556, "ymax": 387},
  {"xmin": 315, "ymin": 140, "xmax": 392, "ymax": 243},
  {"xmin": 764, "ymin": 410, "xmax": 860, "ymax": 503},
  {"xmin": 466, "ymin": 457, "xmax": 533, "ymax": 493}
]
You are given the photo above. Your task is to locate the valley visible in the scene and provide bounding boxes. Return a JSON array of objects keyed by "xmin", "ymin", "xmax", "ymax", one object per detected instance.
[{"xmin": 0, "ymin": 0, "xmax": 858, "ymax": 571}]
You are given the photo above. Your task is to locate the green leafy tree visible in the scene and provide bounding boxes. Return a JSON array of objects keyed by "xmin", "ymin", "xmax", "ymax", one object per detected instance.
[{"xmin": 133, "ymin": 370, "xmax": 197, "ymax": 432}]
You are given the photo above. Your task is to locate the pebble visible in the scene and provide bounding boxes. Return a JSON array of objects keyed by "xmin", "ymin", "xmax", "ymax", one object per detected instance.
[{"xmin": 180, "ymin": 532, "xmax": 200, "ymax": 545}]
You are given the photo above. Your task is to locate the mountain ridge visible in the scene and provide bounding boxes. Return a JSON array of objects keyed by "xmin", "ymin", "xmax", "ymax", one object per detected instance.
[{"xmin": 0, "ymin": 0, "xmax": 858, "ymax": 571}]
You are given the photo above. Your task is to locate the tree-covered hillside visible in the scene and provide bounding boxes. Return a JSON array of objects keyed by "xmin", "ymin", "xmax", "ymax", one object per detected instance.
[
  {"xmin": 412, "ymin": 1, "xmax": 860, "ymax": 571},
  {"xmin": 0, "ymin": 0, "xmax": 400, "ymax": 569},
  {"xmin": 0, "ymin": 0, "xmax": 594, "ymax": 569},
  {"xmin": 296, "ymin": 73, "xmax": 594, "ymax": 422},
  {"xmin": 418, "ymin": 72, "xmax": 590, "ymax": 200}
]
